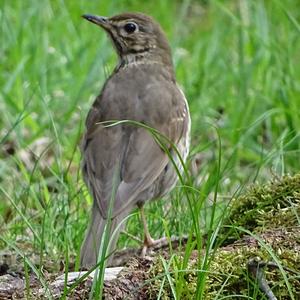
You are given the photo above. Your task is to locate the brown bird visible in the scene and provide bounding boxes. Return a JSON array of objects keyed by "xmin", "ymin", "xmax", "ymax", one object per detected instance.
[{"xmin": 80, "ymin": 12, "xmax": 190, "ymax": 268}]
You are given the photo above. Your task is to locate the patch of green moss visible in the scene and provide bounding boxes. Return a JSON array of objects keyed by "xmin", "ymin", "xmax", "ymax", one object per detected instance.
[
  {"xmin": 205, "ymin": 229, "xmax": 300, "ymax": 299},
  {"xmin": 147, "ymin": 254, "xmax": 198, "ymax": 299},
  {"xmin": 222, "ymin": 173, "xmax": 300, "ymax": 243},
  {"xmin": 148, "ymin": 228, "xmax": 300, "ymax": 299},
  {"xmin": 147, "ymin": 174, "xmax": 300, "ymax": 299}
]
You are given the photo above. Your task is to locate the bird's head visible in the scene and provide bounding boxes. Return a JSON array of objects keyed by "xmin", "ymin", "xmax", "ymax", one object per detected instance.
[{"xmin": 82, "ymin": 12, "xmax": 173, "ymax": 68}]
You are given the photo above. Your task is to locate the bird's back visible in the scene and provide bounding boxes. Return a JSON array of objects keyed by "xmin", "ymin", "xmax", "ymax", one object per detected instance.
[{"xmin": 82, "ymin": 62, "xmax": 189, "ymax": 212}]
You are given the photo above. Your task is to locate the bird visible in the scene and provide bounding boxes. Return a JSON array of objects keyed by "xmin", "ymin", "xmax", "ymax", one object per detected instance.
[{"xmin": 80, "ymin": 12, "xmax": 191, "ymax": 268}]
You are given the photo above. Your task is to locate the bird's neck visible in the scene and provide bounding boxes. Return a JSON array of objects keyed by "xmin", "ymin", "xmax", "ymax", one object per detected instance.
[{"xmin": 117, "ymin": 49, "xmax": 175, "ymax": 78}]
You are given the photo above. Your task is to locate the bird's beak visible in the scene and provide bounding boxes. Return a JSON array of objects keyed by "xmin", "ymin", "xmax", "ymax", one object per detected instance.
[{"xmin": 82, "ymin": 14, "xmax": 110, "ymax": 29}]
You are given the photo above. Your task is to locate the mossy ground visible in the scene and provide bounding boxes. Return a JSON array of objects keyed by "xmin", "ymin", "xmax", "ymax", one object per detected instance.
[
  {"xmin": 226, "ymin": 173, "xmax": 300, "ymax": 236},
  {"xmin": 147, "ymin": 174, "xmax": 300, "ymax": 299}
]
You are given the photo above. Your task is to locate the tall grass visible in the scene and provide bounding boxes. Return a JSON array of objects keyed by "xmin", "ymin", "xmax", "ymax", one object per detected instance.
[{"xmin": 0, "ymin": 0, "xmax": 299, "ymax": 298}]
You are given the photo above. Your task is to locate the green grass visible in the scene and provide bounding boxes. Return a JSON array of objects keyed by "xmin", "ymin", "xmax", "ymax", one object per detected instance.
[{"xmin": 0, "ymin": 0, "xmax": 300, "ymax": 298}]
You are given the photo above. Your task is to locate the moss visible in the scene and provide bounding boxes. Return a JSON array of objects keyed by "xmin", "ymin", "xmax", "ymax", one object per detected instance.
[
  {"xmin": 147, "ymin": 254, "xmax": 198, "ymax": 299},
  {"xmin": 222, "ymin": 173, "xmax": 300, "ymax": 243},
  {"xmin": 148, "ymin": 228, "xmax": 300, "ymax": 299},
  {"xmin": 204, "ymin": 228, "xmax": 300, "ymax": 299},
  {"xmin": 147, "ymin": 174, "xmax": 300, "ymax": 299}
]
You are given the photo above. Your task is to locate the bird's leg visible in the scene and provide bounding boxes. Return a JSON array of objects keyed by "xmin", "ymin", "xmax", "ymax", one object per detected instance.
[
  {"xmin": 140, "ymin": 206, "xmax": 154, "ymax": 250},
  {"xmin": 140, "ymin": 206, "xmax": 168, "ymax": 257}
]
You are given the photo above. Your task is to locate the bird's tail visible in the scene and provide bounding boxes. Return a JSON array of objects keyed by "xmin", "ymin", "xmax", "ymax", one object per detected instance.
[{"xmin": 80, "ymin": 201, "xmax": 133, "ymax": 268}]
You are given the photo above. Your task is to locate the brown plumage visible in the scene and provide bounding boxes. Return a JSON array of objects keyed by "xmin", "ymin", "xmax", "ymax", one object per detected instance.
[{"xmin": 80, "ymin": 12, "xmax": 191, "ymax": 268}]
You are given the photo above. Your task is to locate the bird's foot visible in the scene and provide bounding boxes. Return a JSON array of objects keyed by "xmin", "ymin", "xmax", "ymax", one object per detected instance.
[{"xmin": 141, "ymin": 236, "xmax": 169, "ymax": 257}]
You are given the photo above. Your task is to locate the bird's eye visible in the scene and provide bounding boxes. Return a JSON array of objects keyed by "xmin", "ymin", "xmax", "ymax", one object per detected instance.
[{"xmin": 124, "ymin": 22, "xmax": 137, "ymax": 33}]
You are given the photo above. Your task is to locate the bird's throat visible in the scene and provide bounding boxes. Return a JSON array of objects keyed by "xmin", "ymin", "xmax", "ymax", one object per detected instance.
[
  {"xmin": 118, "ymin": 50, "xmax": 174, "ymax": 78},
  {"xmin": 121, "ymin": 50, "xmax": 153, "ymax": 66}
]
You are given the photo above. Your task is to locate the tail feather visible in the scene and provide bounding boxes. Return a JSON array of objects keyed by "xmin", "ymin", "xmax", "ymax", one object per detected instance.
[{"xmin": 80, "ymin": 201, "xmax": 134, "ymax": 268}]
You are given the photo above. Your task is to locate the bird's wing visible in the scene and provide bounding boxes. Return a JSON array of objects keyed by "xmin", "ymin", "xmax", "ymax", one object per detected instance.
[
  {"xmin": 82, "ymin": 83, "xmax": 188, "ymax": 218},
  {"xmin": 82, "ymin": 122, "xmax": 124, "ymax": 217}
]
